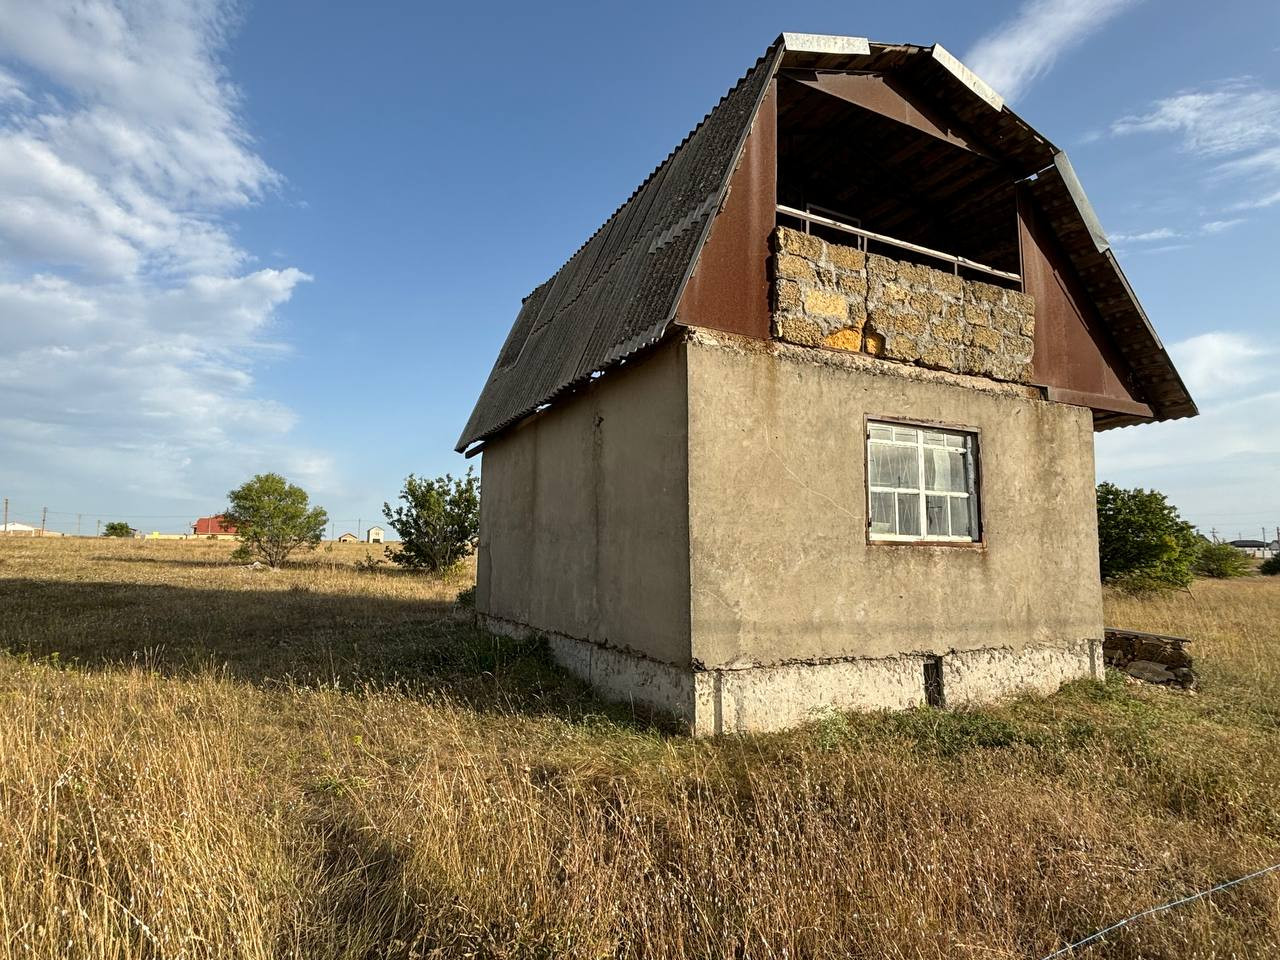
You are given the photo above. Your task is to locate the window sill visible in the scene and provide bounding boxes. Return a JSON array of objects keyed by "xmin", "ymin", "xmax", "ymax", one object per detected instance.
[{"xmin": 867, "ymin": 537, "xmax": 986, "ymax": 550}]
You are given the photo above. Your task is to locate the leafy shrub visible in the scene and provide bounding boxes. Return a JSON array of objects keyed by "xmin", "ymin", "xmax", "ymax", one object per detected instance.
[
  {"xmin": 455, "ymin": 584, "xmax": 477, "ymax": 608},
  {"xmin": 382, "ymin": 468, "xmax": 479, "ymax": 574},
  {"xmin": 102, "ymin": 521, "xmax": 135, "ymax": 538},
  {"xmin": 1096, "ymin": 482, "xmax": 1199, "ymax": 592},
  {"xmin": 1192, "ymin": 541, "xmax": 1253, "ymax": 579},
  {"xmin": 1261, "ymin": 555, "xmax": 1280, "ymax": 576},
  {"xmin": 224, "ymin": 473, "xmax": 329, "ymax": 568}
]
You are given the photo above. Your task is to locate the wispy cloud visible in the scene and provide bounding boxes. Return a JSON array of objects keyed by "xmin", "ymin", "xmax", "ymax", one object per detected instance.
[
  {"xmin": 0, "ymin": 0, "xmax": 331, "ymax": 508},
  {"xmin": 1111, "ymin": 79, "xmax": 1280, "ymax": 215},
  {"xmin": 1202, "ymin": 218, "xmax": 1245, "ymax": 233},
  {"xmin": 965, "ymin": 0, "xmax": 1143, "ymax": 102},
  {"xmin": 1109, "ymin": 227, "xmax": 1180, "ymax": 243}
]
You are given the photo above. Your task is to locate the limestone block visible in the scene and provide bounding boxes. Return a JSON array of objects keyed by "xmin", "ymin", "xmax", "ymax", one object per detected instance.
[
  {"xmin": 822, "ymin": 327, "xmax": 863, "ymax": 352},
  {"xmin": 774, "ymin": 226, "xmax": 825, "ymax": 261},
  {"xmin": 775, "ymin": 315, "xmax": 823, "ymax": 347},
  {"xmin": 776, "ymin": 253, "xmax": 817, "ymax": 285},
  {"xmin": 803, "ymin": 287, "xmax": 848, "ymax": 320},
  {"xmin": 827, "ymin": 244, "xmax": 866, "ymax": 272},
  {"xmin": 775, "ymin": 279, "xmax": 803, "ymax": 313}
]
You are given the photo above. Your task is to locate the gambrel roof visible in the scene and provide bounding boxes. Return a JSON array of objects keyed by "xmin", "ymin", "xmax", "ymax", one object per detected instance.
[{"xmin": 456, "ymin": 33, "xmax": 1195, "ymax": 452}]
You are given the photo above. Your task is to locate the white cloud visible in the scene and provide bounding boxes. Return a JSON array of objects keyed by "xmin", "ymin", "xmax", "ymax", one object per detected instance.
[
  {"xmin": 1109, "ymin": 227, "xmax": 1180, "ymax": 243},
  {"xmin": 965, "ymin": 0, "xmax": 1143, "ymax": 102},
  {"xmin": 1096, "ymin": 331, "xmax": 1280, "ymax": 531},
  {"xmin": 0, "ymin": 65, "xmax": 28, "ymax": 105},
  {"xmin": 1202, "ymin": 218, "xmax": 1245, "ymax": 233},
  {"xmin": 0, "ymin": 0, "xmax": 330, "ymax": 509},
  {"xmin": 1111, "ymin": 79, "xmax": 1280, "ymax": 215}
]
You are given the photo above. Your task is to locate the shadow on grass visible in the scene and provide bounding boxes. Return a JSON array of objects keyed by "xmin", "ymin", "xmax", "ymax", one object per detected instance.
[{"xmin": 0, "ymin": 576, "xmax": 663, "ymax": 729}]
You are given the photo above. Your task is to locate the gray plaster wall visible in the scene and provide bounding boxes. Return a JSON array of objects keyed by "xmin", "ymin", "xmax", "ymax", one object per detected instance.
[
  {"xmin": 684, "ymin": 332, "xmax": 1104, "ymax": 671},
  {"xmin": 475, "ymin": 341, "xmax": 693, "ymax": 666}
]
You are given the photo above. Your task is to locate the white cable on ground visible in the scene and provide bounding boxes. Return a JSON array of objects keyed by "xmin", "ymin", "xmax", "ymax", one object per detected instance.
[{"xmin": 1039, "ymin": 861, "xmax": 1280, "ymax": 959}]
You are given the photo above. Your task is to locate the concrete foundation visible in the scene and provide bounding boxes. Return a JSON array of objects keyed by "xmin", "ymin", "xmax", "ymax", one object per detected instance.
[{"xmin": 481, "ymin": 611, "xmax": 1101, "ymax": 734}]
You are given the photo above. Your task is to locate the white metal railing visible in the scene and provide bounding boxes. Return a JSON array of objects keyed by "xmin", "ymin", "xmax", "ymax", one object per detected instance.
[{"xmin": 775, "ymin": 204, "xmax": 1022, "ymax": 284}]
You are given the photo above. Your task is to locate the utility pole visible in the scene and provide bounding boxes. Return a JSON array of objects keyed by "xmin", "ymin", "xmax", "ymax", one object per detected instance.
[
  {"xmin": 40, "ymin": 506, "xmax": 47, "ymax": 537},
  {"xmin": 76, "ymin": 513, "xmax": 82, "ymax": 537},
  {"xmin": 2, "ymin": 497, "xmax": 6, "ymax": 532},
  {"xmin": 1210, "ymin": 527, "xmax": 1218, "ymax": 543},
  {"xmin": 357, "ymin": 517, "xmax": 362, "ymax": 540},
  {"xmin": 96, "ymin": 519, "xmax": 101, "ymax": 537}
]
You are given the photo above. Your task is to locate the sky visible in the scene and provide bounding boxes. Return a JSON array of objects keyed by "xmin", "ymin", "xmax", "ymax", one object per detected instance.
[{"xmin": 0, "ymin": 0, "xmax": 1276, "ymax": 540}]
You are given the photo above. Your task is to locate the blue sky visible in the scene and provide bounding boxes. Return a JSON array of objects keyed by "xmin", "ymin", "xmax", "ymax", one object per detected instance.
[{"xmin": 0, "ymin": 0, "xmax": 1277, "ymax": 539}]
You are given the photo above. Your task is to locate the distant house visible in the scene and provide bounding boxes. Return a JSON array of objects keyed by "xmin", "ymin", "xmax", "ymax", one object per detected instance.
[
  {"xmin": 366, "ymin": 526, "xmax": 384, "ymax": 544},
  {"xmin": 337, "ymin": 532, "xmax": 359, "ymax": 543},
  {"xmin": 1229, "ymin": 539, "xmax": 1274, "ymax": 559},
  {"xmin": 192, "ymin": 515, "xmax": 238, "ymax": 539},
  {"xmin": 0, "ymin": 522, "xmax": 36, "ymax": 535}
]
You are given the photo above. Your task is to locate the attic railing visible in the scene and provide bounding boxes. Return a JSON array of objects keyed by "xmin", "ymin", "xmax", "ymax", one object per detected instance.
[{"xmin": 775, "ymin": 203, "xmax": 1022, "ymax": 284}]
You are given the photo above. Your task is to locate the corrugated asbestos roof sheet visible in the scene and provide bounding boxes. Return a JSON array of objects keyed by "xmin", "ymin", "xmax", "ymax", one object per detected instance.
[
  {"xmin": 456, "ymin": 34, "xmax": 1194, "ymax": 451},
  {"xmin": 455, "ymin": 46, "xmax": 780, "ymax": 452}
]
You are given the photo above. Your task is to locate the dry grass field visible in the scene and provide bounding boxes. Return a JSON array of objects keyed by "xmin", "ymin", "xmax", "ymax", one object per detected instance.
[{"xmin": 1, "ymin": 536, "xmax": 1278, "ymax": 959}]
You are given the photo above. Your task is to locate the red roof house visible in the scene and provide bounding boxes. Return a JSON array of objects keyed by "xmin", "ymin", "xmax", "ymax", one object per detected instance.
[{"xmin": 192, "ymin": 515, "xmax": 237, "ymax": 537}]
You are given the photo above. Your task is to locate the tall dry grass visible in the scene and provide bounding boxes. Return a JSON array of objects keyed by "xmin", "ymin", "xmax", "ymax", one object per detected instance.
[{"xmin": 1, "ymin": 537, "xmax": 1279, "ymax": 958}]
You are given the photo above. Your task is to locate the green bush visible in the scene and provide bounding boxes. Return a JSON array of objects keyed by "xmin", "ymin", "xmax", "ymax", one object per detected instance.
[
  {"xmin": 224, "ymin": 473, "xmax": 328, "ymax": 568},
  {"xmin": 1096, "ymin": 482, "xmax": 1199, "ymax": 591},
  {"xmin": 1261, "ymin": 555, "xmax": 1280, "ymax": 576},
  {"xmin": 382, "ymin": 468, "xmax": 480, "ymax": 574},
  {"xmin": 1192, "ymin": 541, "xmax": 1253, "ymax": 579},
  {"xmin": 102, "ymin": 521, "xmax": 135, "ymax": 538}
]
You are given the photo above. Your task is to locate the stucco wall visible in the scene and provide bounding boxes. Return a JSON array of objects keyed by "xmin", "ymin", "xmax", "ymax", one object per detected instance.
[
  {"xmin": 475, "ymin": 340, "xmax": 692, "ymax": 666},
  {"xmin": 684, "ymin": 330, "xmax": 1103, "ymax": 671}
]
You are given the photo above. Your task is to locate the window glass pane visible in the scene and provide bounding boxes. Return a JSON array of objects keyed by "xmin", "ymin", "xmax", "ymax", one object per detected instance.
[
  {"xmin": 869, "ymin": 424, "xmax": 893, "ymax": 441},
  {"xmin": 925, "ymin": 449, "xmax": 967, "ymax": 493},
  {"xmin": 926, "ymin": 495, "xmax": 949, "ymax": 536},
  {"xmin": 870, "ymin": 491, "xmax": 896, "ymax": 534},
  {"xmin": 896, "ymin": 493, "xmax": 921, "ymax": 537},
  {"xmin": 945, "ymin": 434, "xmax": 965, "ymax": 449},
  {"xmin": 949, "ymin": 496, "xmax": 974, "ymax": 540},
  {"xmin": 869, "ymin": 443, "xmax": 919, "ymax": 489},
  {"xmin": 923, "ymin": 431, "xmax": 947, "ymax": 446},
  {"xmin": 892, "ymin": 426, "xmax": 918, "ymax": 443}
]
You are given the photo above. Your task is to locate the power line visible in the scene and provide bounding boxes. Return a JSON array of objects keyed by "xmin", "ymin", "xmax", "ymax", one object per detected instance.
[{"xmin": 1040, "ymin": 861, "xmax": 1280, "ymax": 959}]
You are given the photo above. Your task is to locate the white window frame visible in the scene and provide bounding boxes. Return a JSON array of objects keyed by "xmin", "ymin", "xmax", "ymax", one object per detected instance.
[{"xmin": 866, "ymin": 420, "xmax": 980, "ymax": 543}]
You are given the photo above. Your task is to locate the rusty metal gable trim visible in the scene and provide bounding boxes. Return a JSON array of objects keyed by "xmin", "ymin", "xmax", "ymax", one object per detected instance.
[{"xmin": 1027, "ymin": 160, "xmax": 1197, "ymax": 425}]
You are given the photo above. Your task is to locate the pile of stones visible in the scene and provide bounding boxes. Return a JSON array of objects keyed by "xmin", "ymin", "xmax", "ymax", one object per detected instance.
[{"xmin": 1103, "ymin": 628, "xmax": 1196, "ymax": 690}]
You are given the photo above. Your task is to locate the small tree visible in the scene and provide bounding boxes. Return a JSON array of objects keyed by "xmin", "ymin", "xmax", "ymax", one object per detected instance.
[
  {"xmin": 102, "ymin": 521, "xmax": 135, "ymax": 538},
  {"xmin": 1096, "ymin": 482, "xmax": 1199, "ymax": 591},
  {"xmin": 383, "ymin": 468, "xmax": 479, "ymax": 573},
  {"xmin": 1260, "ymin": 555, "xmax": 1280, "ymax": 576},
  {"xmin": 223, "ymin": 473, "xmax": 328, "ymax": 568},
  {"xmin": 1192, "ymin": 541, "xmax": 1253, "ymax": 579}
]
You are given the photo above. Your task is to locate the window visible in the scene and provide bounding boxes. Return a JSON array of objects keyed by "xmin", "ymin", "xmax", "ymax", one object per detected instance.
[{"xmin": 867, "ymin": 421, "xmax": 979, "ymax": 542}]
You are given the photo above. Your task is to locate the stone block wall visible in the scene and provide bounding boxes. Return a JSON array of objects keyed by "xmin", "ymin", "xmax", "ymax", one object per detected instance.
[{"xmin": 772, "ymin": 226, "xmax": 1036, "ymax": 383}]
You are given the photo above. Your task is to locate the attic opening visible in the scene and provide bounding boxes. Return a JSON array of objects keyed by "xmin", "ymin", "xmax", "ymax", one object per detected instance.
[{"xmin": 776, "ymin": 72, "xmax": 1021, "ymax": 286}]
